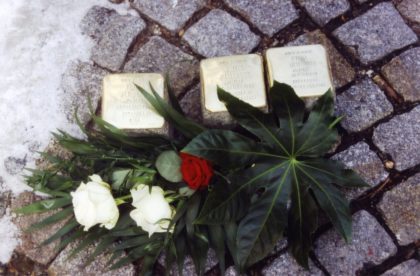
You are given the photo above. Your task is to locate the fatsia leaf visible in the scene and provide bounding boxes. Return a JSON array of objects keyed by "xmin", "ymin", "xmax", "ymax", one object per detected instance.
[{"xmin": 155, "ymin": 150, "xmax": 183, "ymax": 183}]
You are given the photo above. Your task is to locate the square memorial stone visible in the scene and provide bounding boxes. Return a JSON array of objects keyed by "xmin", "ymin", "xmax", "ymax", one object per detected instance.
[
  {"xmin": 101, "ymin": 73, "xmax": 169, "ymax": 137},
  {"xmin": 200, "ymin": 54, "xmax": 267, "ymax": 126},
  {"xmin": 265, "ymin": 45, "xmax": 334, "ymax": 101}
]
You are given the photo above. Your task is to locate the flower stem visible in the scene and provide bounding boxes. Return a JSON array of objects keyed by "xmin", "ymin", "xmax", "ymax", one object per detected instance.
[{"xmin": 115, "ymin": 194, "xmax": 132, "ymax": 205}]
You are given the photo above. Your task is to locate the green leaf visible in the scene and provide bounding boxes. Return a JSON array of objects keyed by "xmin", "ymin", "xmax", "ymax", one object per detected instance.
[
  {"xmin": 15, "ymin": 197, "xmax": 71, "ymax": 214},
  {"xmin": 41, "ymin": 218, "xmax": 79, "ymax": 245},
  {"xmin": 155, "ymin": 150, "xmax": 183, "ymax": 183},
  {"xmin": 208, "ymin": 225, "xmax": 226, "ymax": 274},
  {"xmin": 27, "ymin": 207, "xmax": 73, "ymax": 231}
]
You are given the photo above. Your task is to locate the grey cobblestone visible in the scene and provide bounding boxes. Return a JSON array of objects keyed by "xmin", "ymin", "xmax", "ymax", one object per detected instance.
[
  {"xmin": 131, "ymin": 0, "xmax": 205, "ymax": 33},
  {"xmin": 383, "ymin": 259, "xmax": 420, "ymax": 276},
  {"xmin": 225, "ymin": 0, "xmax": 298, "ymax": 36},
  {"xmin": 124, "ymin": 36, "xmax": 198, "ymax": 96},
  {"xmin": 378, "ymin": 173, "xmax": 420, "ymax": 245},
  {"xmin": 183, "ymin": 9, "xmax": 260, "ymax": 57},
  {"xmin": 180, "ymin": 84, "xmax": 202, "ymax": 122},
  {"xmin": 382, "ymin": 47, "xmax": 420, "ymax": 102},
  {"xmin": 373, "ymin": 105, "xmax": 420, "ymax": 171},
  {"xmin": 297, "ymin": 0, "xmax": 350, "ymax": 26},
  {"xmin": 80, "ymin": 6, "xmax": 119, "ymax": 42},
  {"xmin": 333, "ymin": 2, "xmax": 418, "ymax": 64},
  {"xmin": 91, "ymin": 13, "xmax": 146, "ymax": 71},
  {"xmin": 262, "ymin": 252, "xmax": 322, "ymax": 276},
  {"xmin": 332, "ymin": 142, "xmax": 388, "ymax": 198},
  {"xmin": 287, "ymin": 29, "xmax": 355, "ymax": 88},
  {"xmin": 397, "ymin": 0, "xmax": 420, "ymax": 34},
  {"xmin": 315, "ymin": 210, "xmax": 397, "ymax": 276},
  {"xmin": 335, "ymin": 78, "xmax": 393, "ymax": 132}
]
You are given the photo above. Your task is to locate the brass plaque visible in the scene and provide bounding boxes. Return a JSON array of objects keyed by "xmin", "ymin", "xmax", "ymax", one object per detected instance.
[
  {"xmin": 200, "ymin": 54, "xmax": 267, "ymax": 112},
  {"xmin": 266, "ymin": 45, "xmax": 334, "ymax": 97},
  {"xmin": 102, "ymin": 73, "xmax": 165, "ymax": 130}
]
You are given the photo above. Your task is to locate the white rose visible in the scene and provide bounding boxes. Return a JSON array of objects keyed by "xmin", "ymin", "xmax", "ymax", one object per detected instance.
[
  {"xmin": 130, "ymin": 184, "xmax": 175, "ymax": 237},
  {"xmin": 71, "ymin": 174, "xmax": 119, "ymax": 231}
]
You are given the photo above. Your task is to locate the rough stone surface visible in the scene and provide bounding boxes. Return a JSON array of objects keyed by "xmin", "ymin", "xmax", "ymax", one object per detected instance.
[
  {"xmin": 60, "ymin": 60, "xmax": 108, "ymax": 125},
  {"xmin": 373, "ymin": 105, "xmax": 420, "ymax": 171},
  {"xmin": 262, "ymin": 252, "xmax": 322, "ymax": 276},
  {"xmin": 11, "ymin": 192, "xmax": 65, "ymax": 265},
  {"xmin": 48, "ymin": 242, "xmax": 136, "ymax": 276},
  {"xmin": 183, "ymin": 9, "xmax": 260, "ymax": 57},
  {"xmin": 298, "ymin": 0, "xmax": 350, "ymax": 26},
  {"xmin": 225, "ymin": 0, "xmax": 298, "ymax": 36},
  {"xmin": 382, "ymin": 47, "xmax": 420, "ymax": 102},
  {"xmin": 287, "ymin": 29, "xmax": 355, "ymax": 88},
  {"xmin": 91, "ymin": 13, "xmax": 146, "ymax": 71},
  {"xmin": 333, "ymin": 2, "xmax": 418, "ymax": 64},
  {"xmin": 180, "ymin": 84, "xmax": 202, "ymax": 122},
  {"xmin": 80, "ymin": 6, "xmax": 119, "ymax": 42},
  {"xmin": 0, "ymin": 191, "xmax": 10, "ymax": 218},
  {"xmin": 378, "ymin": 173, "xmax": 420, "ymax": 245},
  {"xmin": 356, "ymin": 0, "xmax": 368, "ymax": 3},
  {"xmin": 335, "ymin": 78, "xmax": 393, "ymax": 132},
  {"xmin": 332, "ymin": 142, "xmax": 388, "ymax": 197},
  {"xmin": 3, "ymin": 156, "xmax": 27, "ymax": 175},
  {"xmin": 225, "ymin": 266, "xmax": 239, "ymax": 276},
  {"xmin": 315, "ymin": 210, "xmax": 397, "ymax": 275},
  {"xmin": 131, "ymin": 0, "xmax": 205, "ymax": 32},
  {"xmin": 397, "ymin": 0, "xmax": 420, "ymax": 34},
  {"xmin": 159, "ymin": 249, "xmax": 218, "ymax": 275},
  {"xmin": 383, "ymin": 259, "xmax": 420, "ymax": 276},
  {"xmin": 124, "ymin": 36, "xmax": 198, "ymax": 97}
]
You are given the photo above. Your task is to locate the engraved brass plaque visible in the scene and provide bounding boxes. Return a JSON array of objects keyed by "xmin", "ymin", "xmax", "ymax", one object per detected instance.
[
  {"xmin": 266, "ymin": 45, "xmax": 334, "ymax": 97},
  {"xmin": 200, "ymin": 54, "xmax": 267, "ymax": 112},
  {"xmin": 102, "ymin": 73, "xmax": 165, "ymax": 130}
]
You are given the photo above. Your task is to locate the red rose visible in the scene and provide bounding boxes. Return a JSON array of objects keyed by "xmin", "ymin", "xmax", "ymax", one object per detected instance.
[{"xmin": 180, "ymin": 152, "xmax": 214, "ymax": 190}]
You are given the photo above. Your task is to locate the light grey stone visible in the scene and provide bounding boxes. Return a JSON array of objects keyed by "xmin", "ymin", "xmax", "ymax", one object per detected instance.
[
  {"xmin": 11, "ymin": 192, "xmax": 65, "ymax": 265},
  {"xmin": 315, "ymin": 210, "xmax": 397, "ymax": 276},
  {"xmin": 378, "ymin": 173, "xmax": 420, "ymax": 245},
  {"xmin": 80, "ymin": 6, "xmax": 119, "ymax": 42},
  {"xmin": 4, "ymin": 156, "xmax": 26, "ymax": 175},
  {"xmin": 383, "ymin": 259, "xmax": 420, "ymax": 276},
  {"xmin": 131, "ymin": 0, "xmax": 205, "ymax": 32},
  {"xmin": 335, "ymin": 78, "xmax": 393, "ymax": 132},
  {"xmin": 60, "ymin": 60, "xmax": 108, "ymax": 125},
  {"xmin": 91, "ymin": 13, "xmax": 146, "ymax": 71},
  {"xmin": 0, "ymin": 191, "xmax": 10, "ymax": 218},
  {"xmin": 298, "ymin": 0, "xmax": 350, "ymax": 26},
  {"xmin": 397, "ymin": 0, "xmax": 420, "ymax": 34},
  {"xmin": 225, "ymin": 266, "xmax": 239, "ymax": 276},
  {"xmin": 262, "ymin": 252, "xmax": 322, "ymax": 276},
  {"xmin": 382, "ymin": 47, "xmax": 420, "ymax": 102},
  {"xmin": 48, "ymin": 241, "xmax": 135, "ymax": 276},
  {"xmin": 333, "ymin": 2, "xmax": 418, "ymax": 64},
  {"xmin": 124, "ymin": 36, "xmax": 198, "ymax": 97},
  {"xmin": 287, "ymin": 29, "xmax": 355, "ymax": 88},
  {"xmin": 373, "ymin": 105, "xmax": 420, "ymax": 171},
  {"xmin": 183, "ymin": 9, "xmax": 260, "ymax": 57},
  {"xmin": 180, "ymin": 84, "xmax": 202, "ymax": 122},
  {"xmin": 332, "ymin": 142, "xmax": 388, "ymax": 197},
  {"xmin": 225, "ymin": 0, "xmax": 298, "ymax": 35}
]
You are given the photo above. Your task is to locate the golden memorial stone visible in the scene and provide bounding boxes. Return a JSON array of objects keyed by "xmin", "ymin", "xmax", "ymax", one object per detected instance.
[
  {"xmin": 101, "ymin": 73, "xmax": 169, "ymax": 136},
  {"xmin": 200, "ymin": 54, "xmax": 267, "ymax": 126},
  {"xmin": 265, "ymin": 44, "xmax": 334, "ymax": 101}
]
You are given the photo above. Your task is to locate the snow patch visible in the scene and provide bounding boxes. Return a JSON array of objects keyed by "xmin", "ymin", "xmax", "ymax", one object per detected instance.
[{"xmin": 0, "ymin": 210, "xmax": 20, "ymax": 264}]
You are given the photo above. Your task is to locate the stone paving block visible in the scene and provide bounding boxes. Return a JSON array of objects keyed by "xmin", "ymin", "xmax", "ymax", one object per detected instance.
[
  {"xmin": 373, "ymin": 105, "xmax": 420, "ymax": 171},
  {"xmin": 297, "ymin": 0, "xmax": 350, "ymax": 26},
  {"xmin": 397, "ymin": 0, "xmax": 420, "ymax": 34},
  {"xmin": 48, "ymin": 241, "xmax": 135, "ymax": 276},
  {"xmin": 382, "ymin": 47, "xmax": 420, "ymax": 102},
  {"xmin": 80, "ymin": 6, "xmax": 119, "ymax": 42},
  {"xmin": 131, "ymin": 0, "xmax": 205, "ymax": 33},
  {"xmin": 0, "ymin": 191, "xmax": 10, "ymax": 218},
  {"xmin": 11, "ymin": 192, "xmax": 65, "ymax": 265},
  {"xmin": 287, "ymin": 29, "xmax": 355, "ymax": 88},
  {"xmin": 183, "ymin": 9, "xmax": 260, "ymax": 57},
  {"xmin": 61, "ymin": 60, "xmax": 108, "ymax": 125},
  {"xmin": 91, "ymin": 13, "xmax": 146, "ymax": 71},
  {"xmin": 332, "ymin": 142, "xmax": 388, "ymax": 197},
  {"xmin": 225, "ymin": 0, "xmax": 298, "ymax": 36},
  {"xmin": 378, "ymin": 173, "xmax": 420, "ymax": 245},
  {"xmin": 124, "ymin": 36, "xmax": 198, "ymax": 97},
  {"xmin": 333, "ymin": 2, "xmax": 418, "ymax": 65},
  {"xmin": 315, "ymin": 210, "xmax": 397, "ymax": 275},
  {"xmin": 225, "ymin": 266, "xmax": 239, "ymax": 276},
  {"xmin": 262, "ymin": 252, "xmax": 322, "ymax": 276},
  {"xmin": 335, "ymin": 78, "xmax": 393, "ymax": 132},
  {"xmin": 383, "ymin": 259, "xmax": 420, "ymax": 276},
  {"xmin": 3, "ymin": 156, "xmax": 26, "ymax": 176},
  {"xmin": 180, "ymin": 84, "xmax": 202, "ymax": 122}
]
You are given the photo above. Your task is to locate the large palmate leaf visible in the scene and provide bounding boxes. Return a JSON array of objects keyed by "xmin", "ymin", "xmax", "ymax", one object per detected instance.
[{"xmin": 182, "ymin": 82, "xmax": 368, "ymax": 269}]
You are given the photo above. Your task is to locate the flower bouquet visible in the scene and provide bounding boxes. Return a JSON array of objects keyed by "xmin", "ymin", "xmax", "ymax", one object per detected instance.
[{"xmin": 17, "ymin": 81, "xmax": 367, "ymax": 275}]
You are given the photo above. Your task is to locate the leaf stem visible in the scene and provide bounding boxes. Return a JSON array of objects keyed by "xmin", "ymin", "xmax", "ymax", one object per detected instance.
[{"xmin": 115, "ymin": 194, "xmax": 132, "ymax": 205}]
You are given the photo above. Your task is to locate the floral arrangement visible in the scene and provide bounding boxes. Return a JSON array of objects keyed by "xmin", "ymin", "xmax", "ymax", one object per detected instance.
[{"xmin": 17, "ymin": 82, "xmax": 367, "ymax": 275}]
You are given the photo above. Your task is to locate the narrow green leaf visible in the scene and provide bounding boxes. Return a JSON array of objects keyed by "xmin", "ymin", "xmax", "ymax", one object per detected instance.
[
  {"xmin": 15, "ymin": 197, "xmax": 71, "ymax": 214},
  {"xmin": 27, "ymin": 207, "xmax": 73, "ymax": 231},
  {"xmin": 41, "ymin": 218, "xmax": 79, "ymax": 245}
]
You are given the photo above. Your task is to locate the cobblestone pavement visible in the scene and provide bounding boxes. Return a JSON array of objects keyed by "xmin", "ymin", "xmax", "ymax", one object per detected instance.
[{"xmin": 2, "ymin": 0, "xmax": 419, "ymax": 275}]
